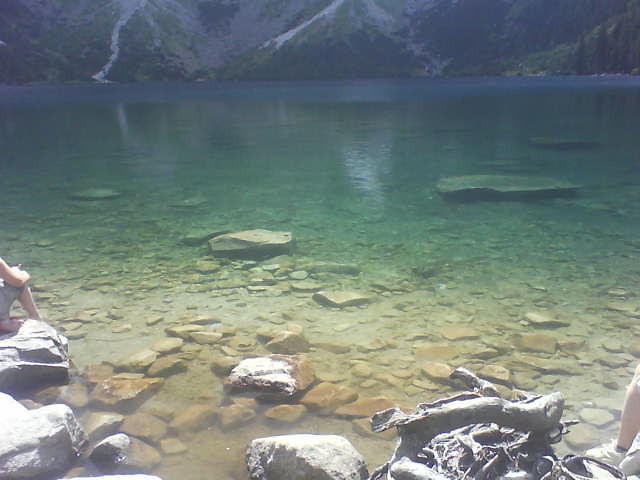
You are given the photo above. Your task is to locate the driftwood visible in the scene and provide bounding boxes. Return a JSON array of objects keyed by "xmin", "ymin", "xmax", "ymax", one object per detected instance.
[{"xmin": 369, "ymin": 368, "xmax": 623, "ymax": 480}]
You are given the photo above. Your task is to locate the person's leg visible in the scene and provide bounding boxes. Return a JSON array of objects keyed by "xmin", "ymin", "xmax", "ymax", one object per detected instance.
[
  {"xmin": 17, "ymin": 286, "xmax": 40, "ymax": 320},
  {"xmin": 617, "ymin": 364, "xmax": 640, "ymax": 449}
]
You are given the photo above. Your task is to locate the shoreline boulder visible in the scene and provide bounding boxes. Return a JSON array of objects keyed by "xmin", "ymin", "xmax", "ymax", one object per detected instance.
[
  {"xmin": 0, "ymin": 319, "xmax": 70, "ymax": 394},
  {"xmin": 0, "ymin": 392, "xmax": 86, "ymax": 479},
  {"xmin": 247, "ymin": 434, "xmax": 368, "ymax": 480}
]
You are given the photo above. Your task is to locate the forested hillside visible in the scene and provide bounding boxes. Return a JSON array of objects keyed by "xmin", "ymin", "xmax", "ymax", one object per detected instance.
[{"xmin": 0, "ymin": 0, "xmax": 638, "ymax": 84}]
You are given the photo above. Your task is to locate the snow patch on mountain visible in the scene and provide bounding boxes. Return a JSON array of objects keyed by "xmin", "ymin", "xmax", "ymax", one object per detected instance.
[{"xmin": 264, "ymin": 0, "xmax": 346, "ymax": 50}]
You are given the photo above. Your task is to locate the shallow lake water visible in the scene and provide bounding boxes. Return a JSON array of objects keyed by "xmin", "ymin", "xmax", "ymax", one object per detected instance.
[{"xmin": 1, "ymin": 77, "xmax": 640, "ymax": 479}]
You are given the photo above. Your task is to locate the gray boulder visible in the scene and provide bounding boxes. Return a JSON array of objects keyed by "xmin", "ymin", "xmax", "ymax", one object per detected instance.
[
  {"xmin": 209, "ymin": 229, "xmax": 293, "ymax": 258},
  {"xmin": 0, "ymin": 392, "xmax": 86, "ymax": 479},
  {"xmin": 390, "ymin": 457, "xmax": 449, "ymax": 480},
  {"xmin": 247, "ymin": 434, "xmax": 368, "ymax": 480},
  {"xmin": 90, "ymin": 433, "xmax": 131, "ymax": 469},
  {"xmin": 226, "ymin": 355, "xmax": 315, "ymax": 396},
  {"xmin": 0, "ymin": 319, "xmax": 70, "ymax": 393}
]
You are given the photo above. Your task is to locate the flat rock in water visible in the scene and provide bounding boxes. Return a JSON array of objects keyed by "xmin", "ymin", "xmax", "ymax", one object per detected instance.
[
  {"xmin": 436, "ymin": 175, "xmax": 579, "ymax": 201},
  {"xmin": 0, "ymin": 319, "xmax": 70, "ymax": 393},
  {"xmin": 169, "ymin": 196, "xmax": 207, "ymax": 208},
  {"xmin": 89, "ymin": 376, "xmax": 163, "ymax": 412},
  {"xmin": 209, "ymin": 229, "xmax": 293, "ymax": 258},
  {"xmin": 529, "ymin": 136, "xmax": 599, "ymax": 150},
  {"xmin": 312, "ymin": 291, "xmax": 372, "ymax": 308},
  {"xmin": 69, "ymin": 188, "xmax": 122, "ymax": 200},
  {"xmin": 524, "ymin": 312, "xmax": 571, "ymax": 328},
  {"xmin": 225, "ymin": 355, "xmax": 315, "ymax": 396}
]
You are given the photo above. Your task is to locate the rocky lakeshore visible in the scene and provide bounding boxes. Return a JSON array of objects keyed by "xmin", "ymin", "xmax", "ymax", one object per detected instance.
[{"xmin": 2, "ymin": 222, "xmax": 639, "ymax": 479}]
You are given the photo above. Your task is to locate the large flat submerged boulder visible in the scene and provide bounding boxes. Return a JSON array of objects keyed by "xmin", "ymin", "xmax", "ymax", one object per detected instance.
[
  {"xmin": 209, "ymin": 229, "xmax": 293, "ymax": 259},
  {"xmin": 0, "ymin": 319, "xmax": 70, "ymax": 393},
  {"xmin": 0, "ymin": 392, "xmax": 86, "ymax": 479},
  {"xmin": 247, "ymin": 434, "xmax": 368, "ymax": 480},
  {"xmin": 436, "ymin": 175, "xmax": 579, "ymax": 201}
]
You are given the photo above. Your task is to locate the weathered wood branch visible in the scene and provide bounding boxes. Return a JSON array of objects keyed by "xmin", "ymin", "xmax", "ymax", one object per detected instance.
[{"xmin": 374, "ymin": 392, "xmax": 564, "ymax": 466}]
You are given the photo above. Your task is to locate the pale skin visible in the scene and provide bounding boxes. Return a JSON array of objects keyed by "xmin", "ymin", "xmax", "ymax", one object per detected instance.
[
  {"xmin": 0, "ymin": 257, "xmax": 41, "ymax": 322},
  {"xmin": 616, "ymin": 363, "xmax": 640, "ymax": 451}
]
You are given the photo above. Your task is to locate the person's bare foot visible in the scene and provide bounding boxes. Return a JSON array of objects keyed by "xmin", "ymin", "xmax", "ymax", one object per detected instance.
[{"xmin": 0, "ymin": 317, "xmax": 24, "ymax": 333}]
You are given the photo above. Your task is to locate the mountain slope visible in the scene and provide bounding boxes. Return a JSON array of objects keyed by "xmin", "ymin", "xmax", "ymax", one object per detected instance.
[{"xmin": 0, "ymin": 0, "xmax": 638, "ymax": 84}]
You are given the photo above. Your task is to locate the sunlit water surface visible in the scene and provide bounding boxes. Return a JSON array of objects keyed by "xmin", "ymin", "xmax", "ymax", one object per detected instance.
[{"xmin": 1, "ymin": 77, "xmax": 640, "ymax": 479}]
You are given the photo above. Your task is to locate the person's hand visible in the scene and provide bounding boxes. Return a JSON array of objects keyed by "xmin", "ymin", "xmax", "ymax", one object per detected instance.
[{"xmin": 9, "ymin": 265, "xmax": 30, "ymax": 283}]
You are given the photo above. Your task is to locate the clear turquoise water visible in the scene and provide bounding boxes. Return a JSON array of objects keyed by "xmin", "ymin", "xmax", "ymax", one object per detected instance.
[{"xmin": 1, "ymin": 77, "xmax": 640, "ymax": 479}]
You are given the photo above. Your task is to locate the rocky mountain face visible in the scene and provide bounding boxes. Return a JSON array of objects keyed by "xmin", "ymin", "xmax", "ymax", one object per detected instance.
[{"xmin": 0, "ymin": 0, "xmax": 638, "ymax": 84}]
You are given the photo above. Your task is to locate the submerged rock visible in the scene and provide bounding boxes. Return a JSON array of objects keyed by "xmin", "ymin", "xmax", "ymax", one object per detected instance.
[
  {"xmin": 529, "ymin": 136, "xmax": 599, "ymax": 150},
  {"xmin": 436, "ymin": 175, "xmax": 579, "ymax": 201},
  {"xmin": 89, "ymin": 375, "xmax": 163, "ymax": 412},
  {"xmin": 209, "ymin": 229, "xmax": 294, "ymax": 259},
  {"xmin": 247, "ymin": 434, "xmax": 368, "ymax": 480},
  {"xmin": 0, "ymin": 319, "xmax": 70, "ymax": 394},
  {"xmin": 312, "ymin": 291, "xmax": 372, "ymax": 308},
  {"xmin": 69, "ymin": 188, "xmax": 123, "ymax": 200}
]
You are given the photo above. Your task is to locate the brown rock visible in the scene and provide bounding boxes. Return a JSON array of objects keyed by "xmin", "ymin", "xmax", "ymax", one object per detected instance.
[
  {"xmin": 264, "ymin": 404, "xmax": 307, "ymax": 423},
  {"xmin": 299, "ymin": 383, "xmax": 359, "ymax": 414},
  {"xmin": 210, "ymin": 356, "xmax": 240, "ymax": 377},
  {"xmin": 441, "ymin": 327, "xmax": 479, "ymax": 341},
  {"xmin": 312, "ymin": 291, "xmax": 373, "ymax": 308},
  {"xmin": 218, "ymin": 404, "xmax": 256, "ymax": 431},
  {"xmin": 514, "ymin": 333, "xmax": 557, "ymax": 354},
  {"xmin": 126, "ymin": 437, "xmax": 162, "ymax": 471},
  {"xmin": 160, "ymin": 438, "xmax": 188, "ymax": 455},
  {"xmin": 265, "ymin": 331, "xmax": 311, "ymax": 354},
  {"xmin": 169, "ymin": 404, "xmax": 217, "ymax": 432},
  {"xmin": 478, "ymin": 365, "xmax": 511, "ymax": 385},
  {"xmin": 115, "ymin": 349, "xmax": 158, "ymax": 373},
  {"xmin": 190, "ymin": 331, "xmax": 224, "ymax": 345},
  {"xmin": 152, "ymin": 337, "xmax": 184, "ymax": 354},
  {"xmin": 414, "ymin": 343, "xmax": 458, "ymax": 361},
  {"xmin": 421, "ymin": 362, "xmax": 453, "ymax": 383},
  {"xmin": 334, "ymin": 397, "xmax": 396, "ymax": 418},
  {"xmin": 165, "ymin": 324, "xmax": 203, "ymax": 339},
  {"xmin": 84, "ymin": 364, "xmax": 114, "ymax": 386},
  {"xmin": 90, "ymin": 376, "xmax": 163, "ymax": 412},
  {"xmin": 351, "ymin": 363, "xmax": 373, "ymax": 378},
  {"xmin": 225, "ymin": 355, "xmax": 315, "ymax": 396},
  {"xmin": 121, "ymin": 412, "xmax": 168, "ymax": 444},
  {"xmin": 147, "ymin": 355, "xmax": 187, "ymax": 377}
]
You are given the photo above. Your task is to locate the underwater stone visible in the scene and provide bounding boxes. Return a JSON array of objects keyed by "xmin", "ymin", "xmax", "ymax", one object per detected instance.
[
  {"xmin": 147, "ymin": 355, "xmax": 187, "ymax": 378},
  {"xmin": 312, "ymin": 291, "xmax": 372, "ymax": 308},
  {"xmin": 334, "ymin": 397, "xmax": 397, "ymax": 418},
  {"xmin": 209, "ymin": 229, "xmax": 293, "ymax": 259},
  {"xmin": 83, "ymin": 411, "xmax": 125, "ymax": 443},
  {"xmin": 89, "ymin": 376, "xmax": 163, "ymax": 412},
  {"xmin": 436, "ymin": 175, "xmax": 579, "ymax": 201},
  {"xmin": 513, "ymin": 333, "xmax": 558, "ymax": 354},
  {"xmin": 299, "ymin": 383, "xmax": 359, "ymax": 414},
  {"xmin": 121, "ymin": 412, "xmax": 168, "ymax": 444},
  {"xmin": 69, "ymin": 187, "xmax": 123, "ymax": 200},
  {"xmin": 265, "ymin": 331, "xmax": 311, "ymax": 354},
  {"xmin": 529, "ymin": 136, "xmax": 599, "ymax": 149},
  {"xmin": 218, "ymin": 404, "xmax": 256, "ymax": 431},
  {"xmin": 264, "ymin": 404, "xmax": 307, "ymax": 423},
  {"xmin": 169, "ymin": 404, "xmax": 217, "ymax": 432},
  {"xmin": 523, "ymin": 312, "xmax": 570, "ymax": 328}
]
